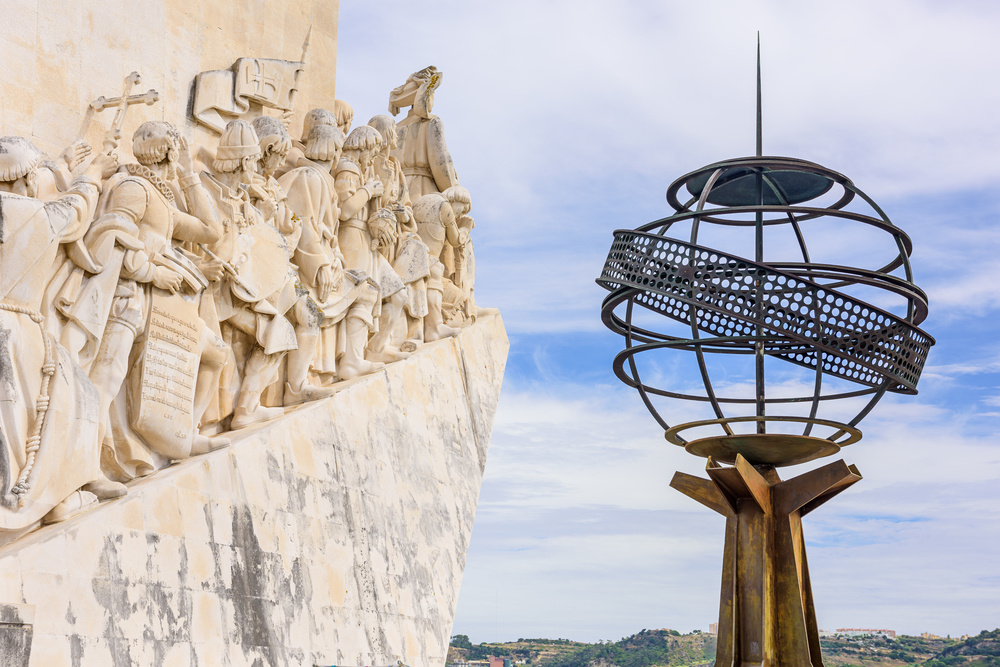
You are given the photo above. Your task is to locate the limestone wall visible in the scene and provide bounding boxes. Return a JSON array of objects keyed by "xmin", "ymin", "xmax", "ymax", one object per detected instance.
[
  {"xmin": 0, "ymin": 0, "xmax": 338, "ymax": 159},
  {"xmin": 0, "ymin": 312, "xmax": 508, "ymax": 667}
]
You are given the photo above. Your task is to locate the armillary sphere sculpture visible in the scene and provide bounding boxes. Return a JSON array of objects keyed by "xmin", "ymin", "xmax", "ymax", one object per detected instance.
[{"xmin": 597, "ymin": 46, "xmax": 934, "ymax": 667}]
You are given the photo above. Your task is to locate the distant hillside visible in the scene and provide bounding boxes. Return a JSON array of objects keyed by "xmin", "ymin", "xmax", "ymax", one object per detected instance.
[
  {"xmin": 449, "ymin": 629, "xmax": 1000, "ymax": 667},
  {"xmin": 450, "ymin": 630, "xmax": 714, "ymax": 667},
  {"xmin": 923, "ymin": 629, "xmax": 1000, "ymax": 666}
]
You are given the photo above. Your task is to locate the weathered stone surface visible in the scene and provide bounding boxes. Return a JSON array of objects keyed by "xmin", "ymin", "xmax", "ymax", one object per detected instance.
[
  {"xmin": 0, "ymin": 604, "xmax": 34, "ymax": 667},
  {"xmin": 0, "ymin": 312, "xmax": 507, "ymax": 667}
]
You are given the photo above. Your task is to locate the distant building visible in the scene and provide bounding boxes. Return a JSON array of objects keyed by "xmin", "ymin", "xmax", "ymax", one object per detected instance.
[
  {"xmin": 708, "ymin": 624, "xmax": 718, "ymax": 635},
  {"xmin": 921, "ymin": 632, "xmax": 942, "ymax": 640},
  {"xmin": 836, "ymin": 628, "xmax": 896, "ymax": 639},
  {"xmin": 489, "ymin": 656, "xmax": 513, "ymax": 667}
]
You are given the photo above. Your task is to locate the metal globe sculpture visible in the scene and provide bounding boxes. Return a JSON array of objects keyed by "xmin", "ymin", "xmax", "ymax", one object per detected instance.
[
  {"xmin": 598, "ymin": 154, "xmax": 934, "ymax": 467},
  {"xmin": 597, "ymin": 48, "xmax": 934, "ymax": 667}
]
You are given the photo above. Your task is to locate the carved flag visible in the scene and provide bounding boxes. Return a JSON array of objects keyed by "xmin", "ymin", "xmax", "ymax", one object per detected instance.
[{"xmin": 192, "ymin": 58, "xmax": 304, "ymax": 133}]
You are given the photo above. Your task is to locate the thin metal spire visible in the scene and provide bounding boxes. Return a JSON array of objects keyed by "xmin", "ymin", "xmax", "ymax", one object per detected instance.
[{"xmin": 756, "ymin": 32, "xmax": 762, "ymax": 157}]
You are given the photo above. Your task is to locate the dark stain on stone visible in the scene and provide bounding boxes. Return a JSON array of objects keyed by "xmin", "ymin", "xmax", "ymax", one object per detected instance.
[
  {"xmin": 92, "ymin": 534, "xmax": 145, "ymax": 667},
  {"xmin": 230, "ymin": 504, "xmax": 285, "ymax": 666},
  {"xmin": 0, "ymin": 324, "xmax": 15, "ymax": 394},
  {"xmin": 0, "ymin": 617, "xmax": 32, "ymax": 666},
  {"xmin": 69, "ymin": 634, "xmax": 83, "ymax": 667},
  {"xmin": 0, "ymin": 426, "xmax": 12, "ymax": 508},
  {"xmin": 0, "ymin": 193, "xmax": 6, "ymax": 243},
  {"xmin": 106, "ymin": 637, "xmax": 137, "ymax": 667}
]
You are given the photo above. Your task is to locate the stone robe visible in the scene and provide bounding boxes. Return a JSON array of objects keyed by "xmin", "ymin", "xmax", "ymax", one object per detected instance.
[
  {"xmin": 0, "ymin": 182, "xmax": 103, "ymax": 530},
  {"xmin": 279, "ymin": 161, "xmax": 363, "ymax": 375}
]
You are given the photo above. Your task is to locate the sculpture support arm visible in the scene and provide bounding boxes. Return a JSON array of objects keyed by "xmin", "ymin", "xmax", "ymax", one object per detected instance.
[
  {"xmin": 773, "ymin": 459, "xmax": 862, "ymax": 515},
  {"xmin": 670, "ymin": 471, "xmax": 733, "ymax": 516}
]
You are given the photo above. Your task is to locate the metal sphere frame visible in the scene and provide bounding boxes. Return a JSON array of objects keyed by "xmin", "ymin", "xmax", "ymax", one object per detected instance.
[{"xmin": 598, "ymin": 154, "xmax": 934, "ymax": 466}]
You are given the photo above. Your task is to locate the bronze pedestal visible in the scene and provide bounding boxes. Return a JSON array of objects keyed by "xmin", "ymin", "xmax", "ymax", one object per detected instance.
[{"xmin": 672, "ymin": 455, "xmax": 862, "ymax": 667}]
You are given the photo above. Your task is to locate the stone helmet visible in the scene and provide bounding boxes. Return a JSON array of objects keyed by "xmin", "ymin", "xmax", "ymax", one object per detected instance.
[{"xmin": 213, "ymin": 120, "xmax": 261, "ymax": 173}]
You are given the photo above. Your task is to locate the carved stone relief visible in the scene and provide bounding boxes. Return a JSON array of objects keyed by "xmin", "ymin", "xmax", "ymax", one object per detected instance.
[{"xmin": 0, "ymin": 59, "xmax": 479, "ymax": 539}]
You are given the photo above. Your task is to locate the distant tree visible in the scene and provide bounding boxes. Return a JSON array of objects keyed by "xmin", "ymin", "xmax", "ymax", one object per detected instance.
[{"xmin": 451, "ymin": 635, "xmax": 474, "ymax": 650}]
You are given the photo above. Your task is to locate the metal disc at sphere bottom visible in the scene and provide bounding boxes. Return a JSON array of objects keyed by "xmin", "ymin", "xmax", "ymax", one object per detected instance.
[{"xmin": 682, "ymin": 433, "xmax": 842, "ymax": 467}]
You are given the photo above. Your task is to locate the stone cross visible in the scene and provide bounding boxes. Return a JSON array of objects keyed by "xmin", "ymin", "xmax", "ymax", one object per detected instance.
[{"xmin": 90, "ymin": 71, "xmax": 160, "ymax": 153}]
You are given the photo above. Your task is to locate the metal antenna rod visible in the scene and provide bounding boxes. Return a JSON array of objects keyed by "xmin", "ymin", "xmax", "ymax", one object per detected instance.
[
  {"xmin": 756, "ymin": 32, "xmax": 762, "ymax": 157},
  {"xmin": 754, "ymin": 32, "xmax": 766, "ymax": 431}
]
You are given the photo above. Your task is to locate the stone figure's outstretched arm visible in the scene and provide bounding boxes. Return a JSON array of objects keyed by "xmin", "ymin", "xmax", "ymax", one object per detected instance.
[{"xmin": 49, "ymin": 151, "xmax": 120, "ymax": 243}]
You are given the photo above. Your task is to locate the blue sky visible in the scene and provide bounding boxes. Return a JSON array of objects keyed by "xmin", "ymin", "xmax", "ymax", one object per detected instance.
[{"xmin": 336, "ymin": 0, "xmax": 1000, "ymax": 641}]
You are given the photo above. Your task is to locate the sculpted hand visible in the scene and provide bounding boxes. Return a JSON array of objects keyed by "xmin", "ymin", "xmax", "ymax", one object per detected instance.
[
  {"xmin": 152, "ymin": 266, "xmax": 184, "ymax": 293},
  {"xmin": 62, "ymin": 140, "xmax": 92, "ymax": 172},
  {"xmin": 85, "ymin": 149, "xmax": 120, "ymax": 182},
  {"xmin": 317, "ymin": 265, "xmax": 335, "ymax": 302},
  {"xmin": 364, "ymin": 179, "xmax": 384, "ymax": 199},
  {"xmin": 381, "ymin": 223, "xmax": 398, "ymax": 247},
  {"xmin": 258, "ymin": 196, "xmax": 278, "ymax": 223},
  {"xmin": 201, "ymin": 258, "xmax": 226, "ymax": 283}
]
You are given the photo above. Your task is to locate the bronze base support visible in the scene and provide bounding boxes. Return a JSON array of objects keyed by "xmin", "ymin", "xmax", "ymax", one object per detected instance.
[{"xmin": 671, "ymin": 454, "xmax": 862, "ymax": 667}]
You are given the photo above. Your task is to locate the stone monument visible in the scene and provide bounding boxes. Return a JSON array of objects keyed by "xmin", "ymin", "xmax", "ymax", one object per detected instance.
[{"xmin": 0, "ymin": 2, "xmax": 505, "ymax": 665}]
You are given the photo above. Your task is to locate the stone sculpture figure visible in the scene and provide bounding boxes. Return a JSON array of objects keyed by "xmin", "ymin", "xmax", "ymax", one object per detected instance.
[
  {"xmin": 278, "ymin": 107, "xmax": 339, "ymax": 179},
  {"xmin": 334, "ymin": 126, "xmax": 400, "ymax": 378},
  {"xmin": 82, "ymin": 121, "xmax": 231, "ymax": 481},
  {"xmin": 0, "ymin": 136, "xmax": 120, "ymax": 527},
  {"xmin": 442, "ymin": 185, "xmax": 477, "ymax": 323},
  {"xmin": 35, "ymin": 140, "xmax": 93, "ymax": 200},
  {"xmin": 389, "ymin": 66, "xmax": 459, "ymax": 199},
  {"xmin": 333, "ymin": 99, "xmax": 354, "ymax": 136},
  {"xmin": 278, "ymin": 123, "xmax": 366, "ymax": 382},
  {"xmin": 412, "ymin": 193, "xmax": 464, "ymax": 342},
  {"xmin": 368, "ymin": 114, "xmax": 430, "ymax": 349},
  {"xmin": 199, "ymin": 120, "xmax": 298, "ymax": 428},
  {"xmin": 249, "ymin": 115, "xmax": 334, "ymax": 405}
]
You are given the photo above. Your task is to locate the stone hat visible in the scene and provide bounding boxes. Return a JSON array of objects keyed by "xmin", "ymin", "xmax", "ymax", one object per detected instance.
[
  {"xmin": 0, "ymin": 136, "xmax": 42, "ymax": 182},
  {"xmin": 304, "ymin": 124, "xmax": 345, "ymax": 162},
  {"xmin": 216, "ymin": 120, "xmax": 261, "ymax": 162},
  {"xmin": 132, "ymin": 121, "xmax": 179, "ymax": 163},
  {"xmin": 388, "ymin": 66, "xmax": 441, "ymax": 116}
]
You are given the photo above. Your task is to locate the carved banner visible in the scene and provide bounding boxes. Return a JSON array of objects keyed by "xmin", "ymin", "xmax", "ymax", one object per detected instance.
[
  {"xmin": 192, "ymin": 58, "xmax": 305, "ymax": 133},
  {"xmin": 133, "ymin": 289, "xmax": 202, "ymax": 459}
]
